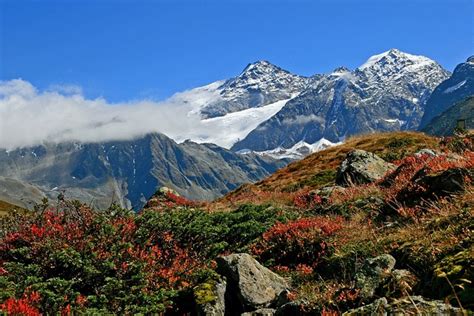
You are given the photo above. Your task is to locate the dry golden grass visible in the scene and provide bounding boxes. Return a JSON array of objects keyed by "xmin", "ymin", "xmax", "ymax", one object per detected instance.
[
  {"xmin": 0, "ymin": 200, "xmax": 28, "ymax": 217},
  {"xmin": 215, "ymin": 131, "xmax": 439, "ymax": 208}
]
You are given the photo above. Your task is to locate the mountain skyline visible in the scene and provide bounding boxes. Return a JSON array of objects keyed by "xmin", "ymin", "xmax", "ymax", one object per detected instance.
[{"xmin": 0, "ymin": 48, "xmax": 464, "ymax": 150}]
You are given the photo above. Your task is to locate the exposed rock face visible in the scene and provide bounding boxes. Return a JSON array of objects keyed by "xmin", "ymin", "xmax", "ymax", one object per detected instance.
[
  {"xmin": 355, "ymin": 254, "xmax": 396, "ymax": 299},
  {"xmin": 422, "ymin": 96, "xmax": 474, "ymax": 136},
  {"xmin": 342, "ymin": 297, "xmax": 388, "ymax": 315},
  {"xmin": 216, "ymin": 253, "xmax": 289, "ymax": 311},
  {"xmin": 419, "ymin": 56, "xmax": 474, "ymax": 129},
  {"xmin": 397, "ymin": 167, "xmax": 473, "ymax": 204},
  {"xmin": 200, "ymin": 61, "xmax": 311, "ymax": 118},
  {"xmin": 415, "ymin": 167, "xmax": 472, "ymax": 196},
  {"xmin": 336, "ymin": 150, "xmax": 395, "ymax": 186}
]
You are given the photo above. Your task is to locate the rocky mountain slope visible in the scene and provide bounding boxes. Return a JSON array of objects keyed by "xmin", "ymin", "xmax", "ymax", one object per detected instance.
[
  {"xmin": 419, "ymin": 56, "xmax": 474, "ymax": 129},
  {"xmin": 423, "ymin": 96, "xmax": 474, "ymax": 135},
  {"xmin": 199, "ymin": 61, "xmax": 311, "ymax": 118},
  {"xmin": 232, "ymin": 49, "xmax": 449, "ymax": 151},
  {"xmin": 0, "ymin": 133, "xmax": 287, "ymax": 209}
]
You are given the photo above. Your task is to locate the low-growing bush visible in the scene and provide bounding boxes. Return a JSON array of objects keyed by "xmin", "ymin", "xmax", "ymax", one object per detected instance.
[
  {"xmin": 0, "ymin": 202, "xmax": 203, "ymax": 314},
  {"xmin": 252, "ymin": 216, "xmax": 344, "ymax": 270},
  {"xmin": 137, "ymin": 203, "xmax": 297, "ymax": 258}
]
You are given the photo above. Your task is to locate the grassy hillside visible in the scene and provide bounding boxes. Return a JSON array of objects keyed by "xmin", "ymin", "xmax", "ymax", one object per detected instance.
[
  {"xmin": 0, "ymin": 200, "xmax": 28, "ymax": 217},
  {"xmin": 216, "ymin": 131, "xmax": 440, "ymax": 208}
]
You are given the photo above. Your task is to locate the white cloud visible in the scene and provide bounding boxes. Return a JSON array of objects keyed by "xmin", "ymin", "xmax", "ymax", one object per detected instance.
[
  {"xmin": 0, "ymin": 79, "xmax": 285, "ymax": 150},
  {"xmin": 47, "ymin": 83, "xmax": 83, "ymax": 95}
]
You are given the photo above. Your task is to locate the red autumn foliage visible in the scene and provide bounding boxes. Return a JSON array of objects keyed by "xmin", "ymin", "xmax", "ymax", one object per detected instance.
[
  {"xmin": 165, "ymin": 192, "xmax": 197, "ymax": 208},
  {"xmin": 381, "ymin": 151, "xmax": 474, "ymax": 201},
  {"xmin": 0, "ymin": 291, "xmax": 41, "ymax": 316},
  {"xmin": 0, "ymin": 204, "xmax": 203, "ymax": 313},
  {"xmin": 293, "ymin": 191, "xmax": 323, "ymax": 209},
  {"xmin": 252, "ymin": 216, "xmax": 344, "ymax": 270}
]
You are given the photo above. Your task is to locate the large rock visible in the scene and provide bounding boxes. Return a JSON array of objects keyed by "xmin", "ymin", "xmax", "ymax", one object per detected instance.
[
  {"xmin": 343, "ymin": 296, "xmax": 464, "ymax": 315},
  {"xmin": 414, "ymin": 167, "xmax": 472, "ymax": 197},
  {"xmin": 396, "ymin": 167, "xmax": 473, "ymax": 205},
  {"xmin": 216, "ymin": 253, "xmax": 289, "ymax": 311},
  {"xmin": 195, "ymin": 279, "xmax": 227, "ymax": 316},
  {"xmin": 336, "ymin": 150, "xmax": 395, "ymax": 186},
  {"xmin": 241, "ymin": 308, "xmax": 276, "ymax": 316},
  {"xmin": 342, "ymin": 297, "xmax": 388, "ymax": 315},
  {"xmin": 355, "ymin": 254, "xmax": 396, "ymax": 299}
]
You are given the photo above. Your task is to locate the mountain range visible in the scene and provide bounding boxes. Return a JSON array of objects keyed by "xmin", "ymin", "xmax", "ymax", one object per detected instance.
[
  {"xmin": 0, "ymin": 133, "xmax": 287, "ymax": 209},
  {"xmin": 1, "ymin": 49, "xmax": 472, "ymax": 209}
]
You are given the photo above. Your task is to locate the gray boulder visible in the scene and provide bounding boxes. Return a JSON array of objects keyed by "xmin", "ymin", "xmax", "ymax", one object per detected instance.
[
  {"xmin": 355, "ymin": 254, "xmax": 396, "ymax": 299},
  {"xmin": 396, "ymin": 167, "xmax": 473, "ymax": 205},
  {"xmin": 216, "ymin": 253, "xmax": 290, "ymax": 310},
  {"xmin": 315, "ymin": 185, "xmax": 346, "ymax": 197},
  {"xmin": 336, "ymin": 150, "xmax": 395, "ymax": 186},
  {"xmin": 343, "ymin": 296, "xmax": 464, "ymax": 315},
  {"xmin": 415, "ymin": 148, "xmax": 439, "ymax": 157},
  {"xmin": 241, "ymin": 308, "xmax": 276, "ymax": 316},
  {"xmin": 195, "ymin": 279, "xmax": 227, "ymax": 316},
  {"xmin": 388, "ymin": 296, "xmax": 464, "ymax": 315},
  {"xmin": 342, "ymin": 297, "xmax": 388, "ymax": 315}
]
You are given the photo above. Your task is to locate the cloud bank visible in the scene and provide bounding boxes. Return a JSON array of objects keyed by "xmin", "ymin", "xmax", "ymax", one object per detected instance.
[{"xmin": 0, "ymin": 79, "xmax": 285, "ymax": 150}]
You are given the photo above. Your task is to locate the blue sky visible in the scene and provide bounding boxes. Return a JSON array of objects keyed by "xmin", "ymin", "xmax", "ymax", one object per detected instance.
[{"xmin": 1, "ymin": 0, "xmax": 473, "ymax": 102}]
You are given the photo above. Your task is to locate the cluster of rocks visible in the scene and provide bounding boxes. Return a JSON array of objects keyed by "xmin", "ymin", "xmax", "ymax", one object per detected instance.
[
  {"xmin": 195, "ymin": 253, "xmax": 462, "ymax": 315},
  {"xmin": 344, "ymin": 254, "xmax": 463, "ymax": 315},
  {"xmin": 196, "ymin": 253, "xmax": 298, "ymax": 316}
]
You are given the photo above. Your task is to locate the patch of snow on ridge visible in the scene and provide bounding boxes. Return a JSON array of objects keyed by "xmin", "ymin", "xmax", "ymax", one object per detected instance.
[
  {"xmin": 173, "ymin": 98, "xmax": 290, "ymax": 149},
  {"xmin": 444, "ymin": 80, "xmax": 466, "ymax": 94},
  {"xmin": 246, "ymin": 138, "xmax": 341, "ymax": 160},
  {"xmin": 166, "ymin": 80, "xmax": 225, "ymax": 115},
  {"xmin": 383, "ymin": 118, "xmax": 406, "ymax": 126}
]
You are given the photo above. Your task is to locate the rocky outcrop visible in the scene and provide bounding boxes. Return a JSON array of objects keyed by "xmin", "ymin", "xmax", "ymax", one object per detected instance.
[
  {"xmin": 241, "ymin": 308, "xmax": 276, "ymax": 316},
  {"xmin": 216, "ymin": 253, "xmax": 290, "ymax": 314},
  {"xmin": 343, "ymin": 296, "xmax": 464, "ymax": 315},
  {"xmin": 355, "ymin": 254, "xmax": 396, "ymax": 299},
  {"xmin": 336, "ymin": 150, "xmax": 395, "ymax": 186},
  {"xmin": 422, "ymin": 96, "xmax": 474, "ymax": 136},
  {"xmin": 396, "ymin": 167, "xmax": 473, "ymax": 205},
  {"xmin": 195, "ymin": 279, "xmax": 227, "ymax": 316}
]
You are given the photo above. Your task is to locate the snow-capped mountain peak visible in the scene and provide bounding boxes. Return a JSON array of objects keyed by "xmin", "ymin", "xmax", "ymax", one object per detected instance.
[
  {"xmin": 238, "ymin": 60, "xmax": 285, "ymax": 77},
  {"xmin": 198, "ymin": 60, "xmax": 310, "ymax": 119},
  {"xmin": 359, "ymin": 48, "xmax": 435, "ymax": 71}
]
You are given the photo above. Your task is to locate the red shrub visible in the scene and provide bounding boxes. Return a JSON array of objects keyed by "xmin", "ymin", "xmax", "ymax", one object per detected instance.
[
  {"xmin": 1, "ymin": 291, "xmax": 41, "ymax": 316},
  {"xmin": 382, "ymin": 151, "xmax": 474, "ymax": 200},
  {"xmin": 252, "ymin": 216, "xmax": 344, "ymax": 270},
  {"xmin": 0, "ymin": 204, "xmax": 203, "ymax": 313},
  {"xmin": 293, "ymin": 191, "xmax": 322, "ymax": 209},
  {"xmin": 165, "ymin": 192, "xmax": 196, "ymax": 208}
]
